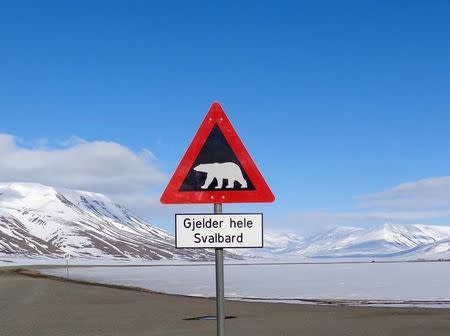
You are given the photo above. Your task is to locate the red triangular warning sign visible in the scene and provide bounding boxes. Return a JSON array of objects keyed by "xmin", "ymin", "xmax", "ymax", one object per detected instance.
[{"xmin": 160, "ymin": 102, "xmax": 275, "ymax": 204}]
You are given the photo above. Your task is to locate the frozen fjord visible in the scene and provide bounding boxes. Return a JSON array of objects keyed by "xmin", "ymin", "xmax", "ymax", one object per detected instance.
[{"xmin": 42, "ymin": 260, "xmax": 450, "ymax": 307}]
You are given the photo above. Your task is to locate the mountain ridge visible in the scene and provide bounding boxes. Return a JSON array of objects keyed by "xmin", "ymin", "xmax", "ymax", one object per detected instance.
[
  {"xmin": 254, "ymin": 223, "xmax": 450, "ymax": 259},
  {"xmin": 0, "ymin": 182, "xmax": 217, "ymax": 260},
  {"xmin": 2, "ymin": 182, "xmax": 450, "ymax": 261}
]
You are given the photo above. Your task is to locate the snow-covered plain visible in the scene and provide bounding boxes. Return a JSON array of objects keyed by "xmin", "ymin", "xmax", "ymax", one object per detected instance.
[{"xmin": 41, "ymin": 261, "xmax": 450, "ymax": 308}]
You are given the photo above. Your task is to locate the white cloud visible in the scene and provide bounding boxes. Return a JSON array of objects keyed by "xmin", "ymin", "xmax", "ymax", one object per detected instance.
[
  {"xmin": 281, "ymin": 175, "xmax": 450, "ymax": 234},
  {"xmin": 357, "ymin": 176, "xmax": 450, "ymax": 209},
  {"xmin": 0, "ymin": 133, "xmax": 167, "ymax": 218},
  {"xmin": 285, "ymin": 209, "xmax": 450, "ymax": 226}
]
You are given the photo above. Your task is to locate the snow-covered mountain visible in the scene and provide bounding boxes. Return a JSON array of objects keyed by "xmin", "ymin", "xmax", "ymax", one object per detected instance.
[
  {"xmin": 297, "ymin": 223, "xmax": 450, "ymax": 258},
  {"xmin": 390, "ymin": 238, "xmax": 450, "ymax": 260},
  {"xmin": 239, "ymin": 232, "xmax": 304, "ymax": 257},
  {"xmin": 0, "ymin": 182, "xmax": 216, "ymax": 260},
  {"xmin": 2, "ymin": 182, "xmax": 449, "ymax": 261},
  {"xmin": 258, "ymin": 224, "xmax": 450, "ymax": 259}
]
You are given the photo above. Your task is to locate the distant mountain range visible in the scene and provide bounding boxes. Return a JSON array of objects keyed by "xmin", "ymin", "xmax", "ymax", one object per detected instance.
[
  {"xmin": 252, "ymin": 224, "xmax": 450, "ymax": 259},
  {"xmin": 2, "ymin": 182, "xmax": 450, "ymax": 261},
  {"xmin": 0, "ymin": 182, "xmax": 219, "ymax": 260}
]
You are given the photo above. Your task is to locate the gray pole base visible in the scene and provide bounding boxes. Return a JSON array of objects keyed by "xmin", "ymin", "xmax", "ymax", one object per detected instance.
[{"xmin": 214, "ymin": 203, "xmax": 225, "ymax": 336}]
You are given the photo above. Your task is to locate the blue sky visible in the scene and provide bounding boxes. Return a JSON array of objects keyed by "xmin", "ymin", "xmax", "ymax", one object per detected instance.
[{"xmin": 1, "ymin": 1, "xmax": 450, "ymax": 233}]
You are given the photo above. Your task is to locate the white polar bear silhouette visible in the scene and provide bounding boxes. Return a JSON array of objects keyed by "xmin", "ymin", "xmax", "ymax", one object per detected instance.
[{"xmin": 194, "ymin": 162, "xmax": 248, "ymax": 189}]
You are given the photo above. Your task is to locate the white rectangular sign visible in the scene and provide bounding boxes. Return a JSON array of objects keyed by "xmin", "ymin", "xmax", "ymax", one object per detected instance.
[{"xmin": 175, "ymin": 213, "xmax": 263, "ymax": 248}]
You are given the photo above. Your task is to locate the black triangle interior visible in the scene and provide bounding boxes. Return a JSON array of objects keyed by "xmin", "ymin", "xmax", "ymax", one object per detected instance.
[{"xmin": 179, "ymin": 125, "xmax": 255, "ymax": 191}]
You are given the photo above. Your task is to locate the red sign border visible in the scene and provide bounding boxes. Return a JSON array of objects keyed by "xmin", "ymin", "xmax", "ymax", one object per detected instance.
[{"xmin": 160, "ymin": 102, "xmax": 275, "ymax": 204}]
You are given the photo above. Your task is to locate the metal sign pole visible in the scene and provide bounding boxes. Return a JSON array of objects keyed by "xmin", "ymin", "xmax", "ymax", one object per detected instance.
[
  {"xmin": 65, "ymin": 254, "xmax": 70, "ymax": 279},
  {"xmin": 214, "ymin": 203, "xmax": 225, "ymax": 336}
]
